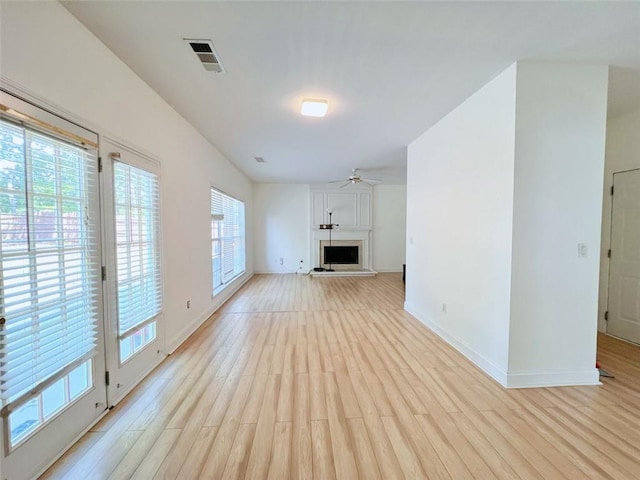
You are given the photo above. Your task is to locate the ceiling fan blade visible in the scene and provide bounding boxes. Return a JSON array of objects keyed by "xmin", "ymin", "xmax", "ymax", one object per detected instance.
[
  {"xmin": 339, "ymin": 182, "xmax": 350, "ymax": 188},
  {"xmin": 361, "ymin": 178, "xmax": 382, "ymax": 184},
  {"xmin": 327, "ymin": 179, "xmax": 346, "ymax": 184}
]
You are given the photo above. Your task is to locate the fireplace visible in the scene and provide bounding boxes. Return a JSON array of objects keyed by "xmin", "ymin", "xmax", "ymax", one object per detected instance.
[
  {"xmin": 309, "ymin": 186, "xmax": 375, "ymax": 275},
  {"xmin": 320, "ymin": 240, "xmax": 363, "ymax": 271},
  {"xmin": 324, "ymin": 245, "xmax": 358, "ymax": 265}
]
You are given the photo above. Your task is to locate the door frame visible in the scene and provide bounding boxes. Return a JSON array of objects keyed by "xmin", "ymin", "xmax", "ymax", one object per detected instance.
[
  {"xmin": 605, "ymin": 167, "xmax": 640, "ymax": 343},
  {"xmin": 0, "ymin": 88, "xmax": 110, "ymax": 480}
]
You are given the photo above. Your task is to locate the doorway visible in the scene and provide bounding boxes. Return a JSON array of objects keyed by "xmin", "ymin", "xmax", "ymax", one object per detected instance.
[{"xmin": 607, "ymin": 168, "xmax": 640, "ymax": 344}]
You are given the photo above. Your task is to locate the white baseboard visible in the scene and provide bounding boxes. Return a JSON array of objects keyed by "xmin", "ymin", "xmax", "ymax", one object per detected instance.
[
  {"xmin": 167, "ymin": 272, "xmax": 254, "ymax": 354},
  {"xmin": 110, "ymin": 354, "xmax": 166, "ymax": 407},
  {"xmin": 32, "ymin": 408, "xmax": 109, "ymax": 480},
  {"xmin": 505, "ymin": 369, "xmax": 601, "ymax": 388},
  {"xmin": 373, "ymin": 267, "xmax": 403, "ymax": 273},
  {"xmin": 167, "ymin": 306, "xmax": 217, "ymax": 355},
  {"xmin": 254, "ymin": 270, "xmax": 301, "ymax": 275},
  {"xmin": 404, "ymin": 301, "xmax": 601, "ymax": 389},
  {"xmin": 404, "ymin": 301, "xmax": 508, "ymax": 387}
]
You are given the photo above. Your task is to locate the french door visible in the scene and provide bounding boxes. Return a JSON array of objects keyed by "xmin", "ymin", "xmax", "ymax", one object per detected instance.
[
  {"xmin": 101, "ymin": 139, "xmax": 164, "ymax": 406},
  {"xmin": 0, "ymin": 93, "xmax": 107, "ymax": 479},
  {"xmin": 0, "ymin": 93, "xmax": 165, "ymax": 478}
]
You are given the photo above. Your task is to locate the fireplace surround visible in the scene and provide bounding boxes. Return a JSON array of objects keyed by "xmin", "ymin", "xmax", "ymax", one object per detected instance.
[
  {"xmin": 319, "ymin": 240, "xmax": 363, "ymax": 271},
  {"xmin": 312, "ymin": 228, "xmax": 373, "ymax": 272}
]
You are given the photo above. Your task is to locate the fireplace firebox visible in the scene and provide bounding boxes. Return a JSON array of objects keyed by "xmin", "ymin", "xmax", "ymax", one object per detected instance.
[
  {"xmin": 318, "ymin": 239, "xmax": 365, "ymax": 271},
  {"xmin": 324, "ymin": 245, "xmax": 359, "ymax": 265}
]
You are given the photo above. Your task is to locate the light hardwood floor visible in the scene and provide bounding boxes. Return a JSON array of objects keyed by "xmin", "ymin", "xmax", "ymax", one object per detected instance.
[{"xmin": 42, "ymin": 273, "xmax": 640, "ymax": 479}]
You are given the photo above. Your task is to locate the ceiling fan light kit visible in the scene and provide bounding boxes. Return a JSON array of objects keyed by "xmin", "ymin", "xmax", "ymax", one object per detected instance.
[{"xmin": 327, "ymin": 168, "xmax": 381, "ymax": 188}]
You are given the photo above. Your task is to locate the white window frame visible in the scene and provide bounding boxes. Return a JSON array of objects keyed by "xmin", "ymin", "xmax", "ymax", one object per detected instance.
[{"xmin": 211, "ymin": 187, "xmax": 245, "ymax": 295}]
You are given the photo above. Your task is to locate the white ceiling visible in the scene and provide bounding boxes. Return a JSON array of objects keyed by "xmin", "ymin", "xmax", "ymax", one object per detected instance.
[{"xmin": 62, "ymin": 1, "xmax": 640, "ymax": 185}]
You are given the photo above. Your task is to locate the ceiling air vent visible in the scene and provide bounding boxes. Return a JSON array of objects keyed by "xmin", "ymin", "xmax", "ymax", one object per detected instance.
[
  {"xmin": 254, "ymin": 156, "xmax": 266, "ymax": 163},
  {"xmin": 184, "ymin": 38, "xmax": 226, "ymax": 73}
]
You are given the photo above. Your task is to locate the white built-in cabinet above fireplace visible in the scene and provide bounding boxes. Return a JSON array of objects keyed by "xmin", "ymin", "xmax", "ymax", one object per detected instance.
[
  {"xmin": 310, "ymin": 185, "xmax": 372, "ymax": 228},
  {"xmin": 310, "ymin": 185, "xmax": 374, "ymax": 272}
]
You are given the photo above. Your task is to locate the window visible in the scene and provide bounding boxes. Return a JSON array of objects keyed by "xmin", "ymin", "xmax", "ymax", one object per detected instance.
[
  {"xmin": 0, "ymin": 117, "xmax": 99, "ymax": 447},
  {"xmin": 113, "ymin": 161, "xmax": 161, "ymax": 362},
  {"xmin": 211, "ymin": 188, "xmax": 245, "ymax": 294}
]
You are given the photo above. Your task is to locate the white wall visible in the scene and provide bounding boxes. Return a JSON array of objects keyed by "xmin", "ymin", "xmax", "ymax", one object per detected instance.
[
  {"xmin": 373, "ymin": 185, "xmax": 407, "ymax": 272},
  {"xmin": 599, "ymin": 108, "xmax": 640, "ymax": 331},
  {"xmin": 0, "ymin": 1, "xmax": 254, "ymax": 353},
  {"xmin": 253, "ymin": 183, "xmax": 405, "ymax": 273},
  {"xmin": 508, "ymin": 62, "xmax": 608, "ymax": 386},
  {"xmin": 253, "ymin": 183, "xmax": 310, "ymax": 273},
  {"xmin": 406, "ymin": 62, "xmax": 609, "ymax": 388},
  {"xmin": 406, "ymin": 65, "xmax": 517, "ymax": 382}
]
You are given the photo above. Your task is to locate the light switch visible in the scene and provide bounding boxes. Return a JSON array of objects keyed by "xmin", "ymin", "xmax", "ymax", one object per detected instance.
[{"xmin": 578, "ymin": 243, "xmax": 588, "ymax": 258}]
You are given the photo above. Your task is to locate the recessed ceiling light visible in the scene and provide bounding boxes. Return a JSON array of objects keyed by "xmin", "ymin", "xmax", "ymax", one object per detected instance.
[{"xmin": 301, "ymin": 99, "xmax": 328, "ymax": 117}]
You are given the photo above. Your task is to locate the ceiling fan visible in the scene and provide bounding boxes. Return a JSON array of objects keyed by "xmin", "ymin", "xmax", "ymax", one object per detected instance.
[{"xmin": 328, "ymin": 168, "xmax": 381, "ymax": 188}]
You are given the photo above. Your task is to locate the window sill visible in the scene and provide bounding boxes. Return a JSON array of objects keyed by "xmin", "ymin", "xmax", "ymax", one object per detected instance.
[{"xmin": 212, "ymin": 271, "xmax": 245, "ymax": 297}]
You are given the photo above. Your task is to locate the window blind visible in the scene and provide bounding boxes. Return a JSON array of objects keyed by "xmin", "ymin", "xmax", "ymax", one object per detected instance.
[
  {"xmin": 0, "ymin": 119, "xmax": 100, "ymax": 405},
  {"xmin": 113, "ymin": 161, "xmax": 161, "ymax": 338},
  {"xmin": 211, "ymin": 188, "xmax": 245, "ymax": 292}
]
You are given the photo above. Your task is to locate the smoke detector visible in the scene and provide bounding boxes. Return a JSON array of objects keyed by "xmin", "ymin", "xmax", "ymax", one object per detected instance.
[{"xmin": 184, "ymin": 38, "xmax": 226, "ymax": 73}]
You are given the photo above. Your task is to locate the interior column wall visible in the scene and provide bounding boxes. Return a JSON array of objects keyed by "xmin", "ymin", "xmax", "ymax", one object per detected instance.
[
  {"xmin": 406, "ymin": 61, "xmax": 609, "ymax": 388},
  {"xmin": 405, "ymin": 64, "xmax": 517, "ymax": 384},
  {"xmin": 507, "ymin": 62, "xmax": 609, "ymax": 386}
]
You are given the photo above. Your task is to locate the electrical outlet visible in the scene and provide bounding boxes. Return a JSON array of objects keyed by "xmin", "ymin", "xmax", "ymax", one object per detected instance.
[
  {"xmin": 187, "ymin": 300, "xmax": 191, "ymax": 309},
  {"xmin": 442, "ymin": 303, "xmax": 447, "ymax": 314},
  {"xmin": 279, "ymin": 257, "xmax": 284, "ymax": 265}
]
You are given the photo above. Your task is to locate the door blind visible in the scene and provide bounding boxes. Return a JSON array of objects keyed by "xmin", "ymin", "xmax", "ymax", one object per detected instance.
[
  {"xmin": 0, "ymin": 119, "xmax": 100, "ymax": 405},
  {"xmin": 113, "ymin": 161, "xmax": 161, "ymax": 337}
]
